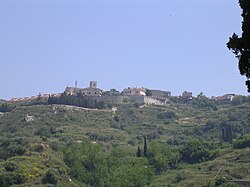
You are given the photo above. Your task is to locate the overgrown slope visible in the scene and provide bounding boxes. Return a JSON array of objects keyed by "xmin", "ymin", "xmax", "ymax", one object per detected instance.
[{"xmin": 0, "ymin": 101, "xmax": 249, "ymax": 186}]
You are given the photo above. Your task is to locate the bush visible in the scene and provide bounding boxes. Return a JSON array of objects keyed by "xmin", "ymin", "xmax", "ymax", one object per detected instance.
[
  {"xmin": 42, "ymin": 169, "xmax": 59, "ymax": 185},
  {"xmin": 174, "ymin": 171, "xmax": 188, "ymax": 183},
  {"xmin": 233, "ymin": 134, "xmax": 250, "ymax": 149},
  {"xmin": 0, "ymin": 103, "xmax": 15, "ymax": 112},
  {"xmin": 113, "ymin": 115, "xmax": 120, "ymax": 122},
  {"xmin": 32, "ymin": 144, "xmax": 44, "ymax": 152},
  {"xmin": 8, "ymin": 145, "xmax": 26, "ymax": 156},
  {"xmin": 34, "ymin": 127, "xmax": 51, "ymax": 138},
  {"xmin": 4, "ymin": 161, "xmax": 18, "ymax": 172},
  {"xmin": 157, "ymin": 111, "xmax": 176, "ymax": 120},
  {"xmin": 0, "ymin": 172, "xmax": 26, "ymax": 186},
  {"xmin": 181, "ymin": 139, "xmax": 213, "ymax": 164},
  {"xmin": 147, "ymin": 142, "xmax": 180, "ymax": 174}
]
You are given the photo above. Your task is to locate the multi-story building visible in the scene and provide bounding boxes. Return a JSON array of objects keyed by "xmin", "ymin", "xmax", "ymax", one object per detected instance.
[
  {"xmin": 65, "ymin": 81, "xmax": 102, "ymax": 96},
  {"xmin": 122, "ymin": 87, "xmax": 146, "ymax": 96}
]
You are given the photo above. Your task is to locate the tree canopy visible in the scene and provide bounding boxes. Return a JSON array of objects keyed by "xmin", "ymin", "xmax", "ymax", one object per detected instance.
[{"xmin": 227, "ymin": 0, "xmax": 250, "ymax": 92}]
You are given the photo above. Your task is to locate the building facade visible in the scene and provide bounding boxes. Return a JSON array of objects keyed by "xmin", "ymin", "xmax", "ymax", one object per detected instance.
[
  {"xmin": 122, "ymin": 87, "xmax": 146, "ymax": 96},
  {"xmin": 65, "ymin": 81, "xmax": 102, "ymax": 96}
]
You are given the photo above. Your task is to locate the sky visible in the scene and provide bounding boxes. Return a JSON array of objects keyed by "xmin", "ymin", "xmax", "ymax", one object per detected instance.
[{"xmin": 0, "ymin": 0, "xmax": 249, "ymax": 100}]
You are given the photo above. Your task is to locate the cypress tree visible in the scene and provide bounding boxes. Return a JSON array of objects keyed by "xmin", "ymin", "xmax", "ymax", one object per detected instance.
[
  {"xmin": 136, "ymin": 146, "xmax": 141, "ymax": 157},
  {"xmin": 143, "ymin": 136, "xmax": 147, "ymax": 157}
]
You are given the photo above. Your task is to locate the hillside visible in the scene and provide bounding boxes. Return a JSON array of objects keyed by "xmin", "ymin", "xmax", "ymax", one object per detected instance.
[{"xmin": 0, "ymin": 100, "xmax": 250, "ymax": 186}]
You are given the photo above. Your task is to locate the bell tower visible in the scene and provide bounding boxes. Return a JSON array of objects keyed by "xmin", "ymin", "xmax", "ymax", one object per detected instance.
[{"xmin": 90, "ymin": 81, "xmax": 97, "ymax": 88}]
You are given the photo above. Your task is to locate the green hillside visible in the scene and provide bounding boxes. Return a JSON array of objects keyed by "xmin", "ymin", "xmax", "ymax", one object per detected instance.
[{"xmin": 0, "ymin": 99, "xmax": 250, "ymax": 186}]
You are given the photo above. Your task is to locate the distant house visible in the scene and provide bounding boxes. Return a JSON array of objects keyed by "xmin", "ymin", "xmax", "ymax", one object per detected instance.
[
  {"xmin": 9, "ymin": 98, "xmax": 19, "ymax": 102},
  {"xmin": 150, "ymin": 90, "xmax": 171, "ymax": 99},
  {"xmin": 223, "ymin": 94, "xmax": 235, "ymax": 101},
  {"xmin": 0, "ymin": 99, "xmax": 7, "ymax": 104},
  {"xmin": 212, "ymin": 94, "xmax": 235, "ymax": 101},
  {"xmin": 182, "ymin": 91, "xmax": 192, "ymax": 99},
  {"xmin": 65, "ymin": 81, "xmax": 102, "ymax": 96},
  {"xmin": 122, "ymin": 87, "xmax": 146, "ymax": 96},
  {"xmin": 38, "ymin": 93, "xmax": 51, "ymax": 98}
]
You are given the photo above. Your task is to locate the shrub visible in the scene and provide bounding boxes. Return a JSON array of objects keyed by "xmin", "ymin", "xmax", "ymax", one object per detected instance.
[
  {"xmin": 157, "ymin": 111, "xmax": 176, "ymax": 120},
  {"xmin": 42, "ymin": 169, "xmax": 59, "ymax": 185},
  {"xmin": 233, "ymin": 134, "xmax": 250, "ymax": 149},
  {"xmin": 174, "ymin": 171, "xmax": 188, "ymax": 183},
  {"xmin": 32, "ymin": 144, "xmax": 44, "ymax": 152},
  {"xmin": 4, "ymin": 161, "xmax": 18, "ymax": 172},
  {"xmin": 0, "ymin": 173, "xmax": 26, "ymax": 186},
  {"xmin": 113, "ymin": 115, "xmax": 120, "ymax": 122},
  {"xmin": 181, "ymin": 139, "xmax": 213, "ymax": 164}
]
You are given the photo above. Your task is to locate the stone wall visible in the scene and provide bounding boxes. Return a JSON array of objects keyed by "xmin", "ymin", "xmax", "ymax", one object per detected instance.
[{"xmin": 90, "ymin": 95, "xmax": 164, "ymax": 105}]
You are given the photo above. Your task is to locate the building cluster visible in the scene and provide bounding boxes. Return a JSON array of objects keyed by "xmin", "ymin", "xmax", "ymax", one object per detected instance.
[
  {"xmin": 64, "ymin": 81, "xmax": 172, "ymax": 100},
  {"xmin": 7, "ymin": 81, "xmax": 237, "ymax": 104},
  {"xmin": 9, "ymin": 93, "xmax": 61, "ymax": 102},
  {"xmin": 65, "ymin": 81, "xmax": 102, "ymax": 96},
  {"xmin": 211, "ymin": 94, "xmax": 235, "ymax": 102}
]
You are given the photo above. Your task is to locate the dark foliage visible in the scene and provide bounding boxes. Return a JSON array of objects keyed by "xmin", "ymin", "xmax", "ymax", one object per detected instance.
[
  {"xmin": 157, "ymin": 111, "xmax": 176, "ymax": 120},
  {"xmin": 144, "ymin": 136, "xmax": 148, "ymax": 157},
  {"xmin": 227, "ymin": 0, "xmax": 250, "ymax": 91},
  {"xmin": 4, "ymin": 161, "xmax": 18, "ymax": 172},
  {"xmin": 137, "ymin": 146, "xmax": 141, "ymax": 157},
  {"xmin": 0, "ymin": 103, "xmax": 15, "ymax": 113},
  {"xmin": 233, "ymin": 134, "xmax": 250, "ymax": 149},
  {"xmin": 0, "ymin": 172, "xmax": 26, "ymax": 186},
  {"xmin": 181, "ymin": 139, "xmax": 214, "ymax": 164},
  {"xmin": 191, "ymin": 93, "xmax": 217, "ymax": 110},
  {"xmin": 221, "ymin": 125, "xmax": 233, "ymax": 143},
  {"xmin": 48, "ymin": 92, "xmax": 109, "ymax": 109},
  {"xmin": 42, "ymin": 169, "xmax": 59, "ymax": 185}
]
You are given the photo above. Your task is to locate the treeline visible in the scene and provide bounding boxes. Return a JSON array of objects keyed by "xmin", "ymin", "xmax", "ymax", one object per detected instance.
[{"xmin": 48, "ymin": 92, "xmax": 111, "ymax": 109}]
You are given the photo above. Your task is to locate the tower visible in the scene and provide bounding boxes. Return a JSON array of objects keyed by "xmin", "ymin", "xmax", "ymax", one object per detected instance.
[
  {"xmin": 75, "ymin": 81, "xmax": 77, "ymax": 88},
  {"xmin": 90, "ymin": 81, "xmax": 97, "ymax": 88}
]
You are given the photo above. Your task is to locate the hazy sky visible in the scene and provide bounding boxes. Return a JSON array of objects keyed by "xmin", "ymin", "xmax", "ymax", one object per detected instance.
[{"xmin": 0, "ymin": 0, "xmax": 248, "ymax": 99}]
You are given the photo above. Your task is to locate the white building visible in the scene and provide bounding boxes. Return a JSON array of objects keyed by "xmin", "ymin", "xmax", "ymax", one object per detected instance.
[
  {"xmin": 65, "ymin": 81, "xmax": 102, "ymax": 96},
  {"xmin": 122, "ymin": 87, "xmax": 146, "ymax": 96}
]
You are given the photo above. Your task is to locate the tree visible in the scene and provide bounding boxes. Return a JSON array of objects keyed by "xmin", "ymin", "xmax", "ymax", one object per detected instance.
[
  {"xmin": 231, "ymin": 95, "xmax": 243, "ymax": 105},
  {"xmin": 144, "ymin": 136, "xmax": 148, "ymax": 157},
  {"xmin": 233, "ymin": 134, "xmax": 250, "ymax": 148},
  {"xmin": 136, "ymin": 146, "xmax": 141, "ymax": 157},
  {"xmin": 147, "ymin": 142, "xmax": 180, "ymax": 173},
  {"xmin": 221, "ymin": 125, "xmax": 233, "ymax": 143},
  {"xmin": 42, "ymin": 169, "xmax": 59, "ymax": 185},
  {"xmin": 0, "ymin": 103, "xmax": 15, "ymax": 112},
  {"xmin": 227, "ymin": 0, "xmax": 250, "ymax": 92},
  {"xmin": 4, "ymin": 161, "xmax": 18, "ymax": 172},
  {"xmin": 181, "ymin": 139, "xmax": 213, "ymax": 164}
]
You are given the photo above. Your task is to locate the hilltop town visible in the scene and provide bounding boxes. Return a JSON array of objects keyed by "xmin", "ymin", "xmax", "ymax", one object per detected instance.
[
  {"xmin": 1, "ymin": 81, "xmax": 250, "ymax": 187},
  {"xmin": 5, "ymin": 81, "xmax": 236, "ymax": 105}
]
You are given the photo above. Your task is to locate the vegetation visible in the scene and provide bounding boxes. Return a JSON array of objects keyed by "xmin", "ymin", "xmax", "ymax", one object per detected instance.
[
  {"xmin": 0, "ymin": 97, "xmax": 250, "ymax": 186},
  {"xmin": 48, "ymin": 92, "xmax": 111, "ymax": 109},
  {"xmin": 227, "ymin": 0, "xmax": 250, "ymax": 92},
  {"xmin": 0, "ymin": 103, "xmax": 15, "ymax": 113},
  {"xmin": 64, "ymin": 141, "xmax": 153, "ymax": 187}
]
